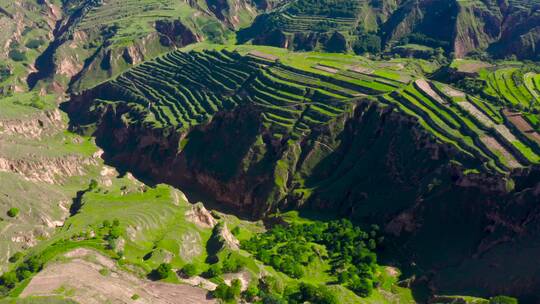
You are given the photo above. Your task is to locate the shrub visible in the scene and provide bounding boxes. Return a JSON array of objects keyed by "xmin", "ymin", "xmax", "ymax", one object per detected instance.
[
  {"xmin": 89, "ymin": 179, "xmax": 98, "ymax": 191},
  {"xmin": 29, "ymin": 94, "xmax": 46, "ymax": 109},
  {"xmin": 131, "ymin": 294, "xmax": 140, "ymax": 300},
  {"xmin": 99, "ymin": 268, "xmax": 109, "ymax": 276},
  {"xmin": 181, "ymin": 263, "xmax": 198, "ymax": 277},
  {"xmin": 7, "ymin": 208, "xmax": 19, "ymax": 218}
]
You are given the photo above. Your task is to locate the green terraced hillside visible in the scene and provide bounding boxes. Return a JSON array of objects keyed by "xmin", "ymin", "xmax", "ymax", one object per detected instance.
[
  {"xmin": 64, "ymin": 45, "xmax": 540, "ymax": 301},
  {"xmin": 75, "ymin": 48, "xmax": 404, "ymax": 137},
  {"xmin": 70, "ymin": 47, "xmax": 540, "ymax": 175}
]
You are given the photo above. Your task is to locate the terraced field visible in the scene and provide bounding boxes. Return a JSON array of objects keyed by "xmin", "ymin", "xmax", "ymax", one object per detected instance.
[
  {"xmin": 269, "ymin": 12, "xmax": 358, "ymax": 33},
  {"xmin": 483, "ymin": 68, "xmax": 540, "ymax": 110},
  {"xmin": 81, "ymin": 48, "xmax": 540, "ymax": 175},
  {"xmin": 92, "ymin": 49, "xmax": 402, "ymax": 139},
  {"xmin": 380, "ymin": 79, "xmax": 540, "ymax": 173}
]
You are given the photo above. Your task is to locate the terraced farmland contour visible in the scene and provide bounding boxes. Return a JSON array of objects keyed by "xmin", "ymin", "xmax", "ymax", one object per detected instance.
[{"xmin": 82, "ymin": 49, "xmax": 540, "ymax": 174}]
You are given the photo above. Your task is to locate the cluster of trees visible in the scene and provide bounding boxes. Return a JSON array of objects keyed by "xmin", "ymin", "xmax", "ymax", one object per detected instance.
[
  {"xmin": 252, "ymin": 276, "xmax": 338, "ymax": 303},
  {"xmin": 0, "ymin": 255, "xmax": 44, "ymax": 295},
  {"xmin": 312, "ymin": 20, "xmax": 341, "ymax": 33},
  {"xmin": 204, "ymin": 254, "xmax": 247, "ymax": 278},
  {"xmin": 456, "ymin": 77, "xmax": 486, "ymax": 95},
  {"xmin": 212, "ymin": 279, "xmax": 242, "ymax": 302},
  {"xmin": 242, "ymin": 219, "xmax": 381, "ymax": 297},
  {"xmin": 241, "ymin": 224, "xmax": 318, "ymax": 279},
  {"xmin": 211, "ymin": 274, "xmax": 338, "ymax": 303},
  {"xmin": 287, "ymin": 0, "xmax": 359, "ymax": 18},
  {"xmin": 101, "ymin": 219, "xmax": 122, "ymax": 250}
]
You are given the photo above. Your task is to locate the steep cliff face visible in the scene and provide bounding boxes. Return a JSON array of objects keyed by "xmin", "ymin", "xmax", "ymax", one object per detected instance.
[
  {"xmin": 240, "ymin": 0, "xmax": 540, "ymax": 59},
  {"xmin": 67, "ymin": 90, "xmax": 468, "ymax": 217},
  {"xmin": 0, "ymin": 0, "xmax": 62, "ymax": 91},
  {"xmin": 489, "ymin": 3, "xmax": 540, "ymax": 60}
]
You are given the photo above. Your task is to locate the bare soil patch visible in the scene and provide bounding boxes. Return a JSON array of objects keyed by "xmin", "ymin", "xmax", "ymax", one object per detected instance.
[
  {"xmin": 20, "ymin": 249, "xmax": 215, "ymax": 304},
  {"xmin": 441, "ymin": 85, "xmax": 465, "ymax": 98},
  {"xmin": 414, "ymin": 79, "xmax": 447, "ymax": 105},
  {"xmin": 453, "ymin": 60, "xmax": 492, "ymax": 74},
  {"xmin": 313, "ymin": 64, "xmax": 338, "ymax": 74},
  {"xmin": 479, "ymin": 136, "xmax": 521, "ymax": 168},
  {"xmin": 457, "ymin": 102, "xmax": 494, "ymax": 127},
  {"xmin": 247, "ymin": 51, "xmax": 278, "ymax": 62},
  {"xmin": 348, "ymin": 65, "xmax": 374, "ymax": 75}
]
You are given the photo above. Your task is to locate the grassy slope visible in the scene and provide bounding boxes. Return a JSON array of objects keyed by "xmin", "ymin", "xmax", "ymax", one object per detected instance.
[{"xmin": 0, "ymin": 92, "xmax": 103, "ymax": 273}]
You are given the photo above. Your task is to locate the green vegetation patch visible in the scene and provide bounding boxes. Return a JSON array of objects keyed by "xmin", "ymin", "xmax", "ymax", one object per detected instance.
[{"xmin": 242, "ymin": 219, "xmax": 382, "ymax": 297}]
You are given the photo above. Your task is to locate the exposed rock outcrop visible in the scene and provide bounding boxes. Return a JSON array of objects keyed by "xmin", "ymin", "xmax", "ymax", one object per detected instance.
[
  {"xmin": 186, "ymin": 203, "xmax": 218, "ymax": 228},
  {"xmin": 0, "ymin": 154, "xmax": 98, "ymax": 184},
  {"xmin": 0, "ymin": 109, "xmax": 64, "ymax": 138}
]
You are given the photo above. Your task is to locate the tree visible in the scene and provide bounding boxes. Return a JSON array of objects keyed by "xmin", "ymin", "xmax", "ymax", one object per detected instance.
[
  {"xmin": 181, "ymin": 263, "xmax": 198, "ymax": 277},
  {"xmin": 8, "ymin": 252, "xmax": 23, "ymax": 263},
  {"xmin": 229, "ymin": 279, "xmax": 242, "ymax": 299},
  {"xmin": 25, "ymin": 39, "xmax": 44, "ymax": 49},
  {"xmin": 0, "ymin": 272, "xmax": 18, "ymax": 288},
  {"xmin": 222, "ymin": 256, "xmax": 245, "ymax": 273},
  {"xmin": 213, "ymin": 282, "xmax": 234, "ymax": 301},
  {"xmin": 152, "ymin": 263, "xmax": 171, "ymax": 280},
  {"xmin": 7, "ymin": 208, "xmax": 19, "ymax": 218},
  {"xmin": 8, "ymin": 49, "xmax": 26, "ymax": 62},
  {"xmin": 205, "ymin": 264, "xmax": 222, "ymax": 278},
  {"xmin": 242, "ymin": 282, "xmax": 259, "ymax": 302},
  {"xmin": 325, "ymin": 32, "xmax": 347, "ymax": 53},
  {"xmin": 348, "ymin": 277, "xmax": 373, "ymax": 297},
  {"xmin": 353, "ymin": 34, "xmax": 381, "ymax": 54}
]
